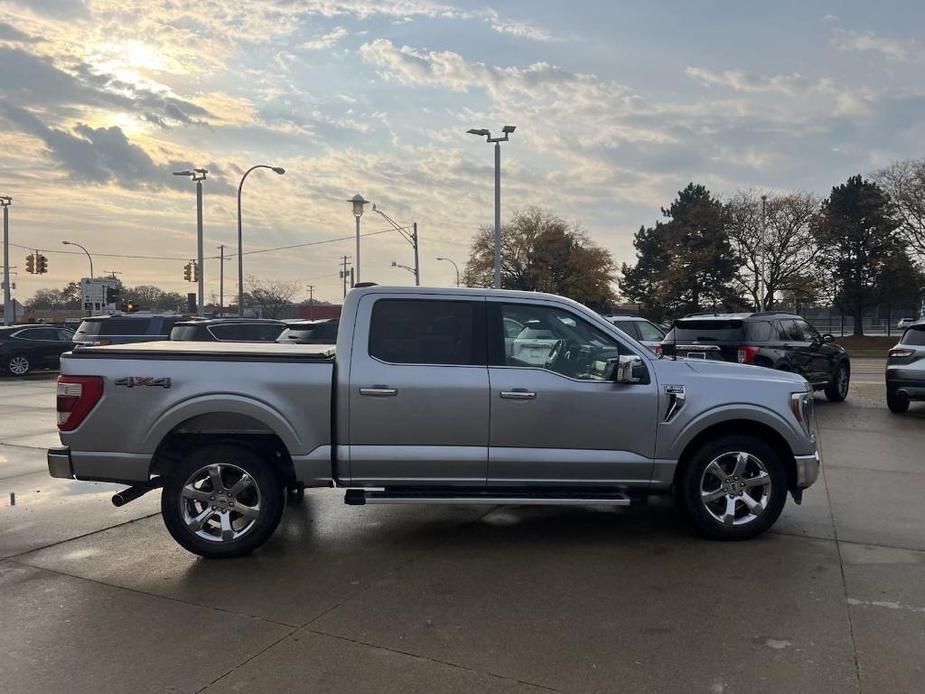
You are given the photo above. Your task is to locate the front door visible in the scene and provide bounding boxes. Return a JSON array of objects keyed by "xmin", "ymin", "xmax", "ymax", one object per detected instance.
[
  {"xmin": 347, "ymin": 295, "xmax": 490, "ymax": 485},
  {"xmin": 486, "ymin": 301, "xmax": 660, "ymax": 486}
]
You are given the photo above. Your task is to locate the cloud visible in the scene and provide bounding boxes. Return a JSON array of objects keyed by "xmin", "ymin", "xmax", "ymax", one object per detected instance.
[
  {"xmin": 303, "ymin": 26, "xmax": 349, "ymax": 50},
  {"xmin": 830, "ymin": 28, "xmax": 922, "ymax": 63},
  {"xmin": 684, "ymin": 66, "xmax": 811, "ymax": 94},
  {"xmin": 0, "ymin": 21, "xmax": 40, "ymax": 43},
  {"xmin": 7, "ymin": 0, "xmax": 88, "ymax": 18}
]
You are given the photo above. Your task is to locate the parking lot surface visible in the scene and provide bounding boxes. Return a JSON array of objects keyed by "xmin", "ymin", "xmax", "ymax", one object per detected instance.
[{"xmin": 1, "ymin": 359, "xmax": 923, "ymax": 693}]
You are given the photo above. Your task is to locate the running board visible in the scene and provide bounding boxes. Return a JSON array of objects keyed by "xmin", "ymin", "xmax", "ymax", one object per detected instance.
[{"xmin": 344, "ymin": 488, "xmax": 634, "ymax": 507}]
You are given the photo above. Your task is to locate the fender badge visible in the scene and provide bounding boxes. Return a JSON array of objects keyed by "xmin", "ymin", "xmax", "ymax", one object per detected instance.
[{"xmin": 115, "ymin": 377, "xmax": 171, "ymax": 389}]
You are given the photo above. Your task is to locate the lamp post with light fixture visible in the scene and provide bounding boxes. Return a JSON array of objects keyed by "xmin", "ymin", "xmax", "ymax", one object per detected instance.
[
  {"xmin": 173, "ymin": 168, "xmax": 207, "ymax": 312},
  {"xmin": 1, "ymin": 195, "xmax": 11, "ymax": 325},
  {"xmin": 237, "ymin": 165, "xmax": 286, "ymax": 316},
  {"xmin": 348, "ymin": 194, "xmax": 369, "ymax": 285},
  {"xmin": 436, "ymin": 256, "xmax": 460, "ymax": 287},
  {"xmin": 61, "ymin": 240, "xmax": 93, "ymax": 279},
  {"xmin": 467, "ymin": 125, "xmax": 515, "ymax": 288}
]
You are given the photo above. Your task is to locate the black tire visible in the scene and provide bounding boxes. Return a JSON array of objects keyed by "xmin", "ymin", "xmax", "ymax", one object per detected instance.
[
  {"xmin": 161, "ymin": 443, "xmax": 285, "ymax": 558},
  {"xmin": 824, "ymin": 361, "xmax": 850, "ymax": 402},
  {"xmin": 887, "ymin": 388, "xmax": 910, "ymax": 414},
  {"xmin": 6, "ymin": 354, "xmax": 31, "ymax": 377},
  {"xmin": 681, "ymin": 434, "xmax": 787, "ymax": 541}
]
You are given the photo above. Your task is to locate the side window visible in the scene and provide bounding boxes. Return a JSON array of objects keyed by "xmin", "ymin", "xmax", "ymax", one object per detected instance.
[
  {"xmin": 24, "ymin": 328, "xmax": 58, "ymax": 341},
  {"xmin": 368, "ymin": 299, "xmax": 484, "ymax": 366},
  {"xmin": 747, "ymin": 321, "xmax": 772, "ymax": 341},
  {"xmin": 56, "ymin": 329, "xmax": 74, "ymax": 342},
  {"xmin": 499, "ymin": 304, "xmax": 623, "ymax": 381},
  {"xmin": 778, "ymin": 320, "xmax": 800, "ymax": 341},
  {"xmin": 610, "ymin": 321, "xmax": 639, "ymax": 339},
  {"xmin": 797, "ymin": 320, "xmax": 820, "ymax": 343},
  {"xmin": 635, "ymin": 321, "xmax": 664, "ymax": 342}
]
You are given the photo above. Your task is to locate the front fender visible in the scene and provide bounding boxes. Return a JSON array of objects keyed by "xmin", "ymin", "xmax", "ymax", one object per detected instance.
[
  {"xmin": 141, "ymin": 393, "xmax": 305, "ymax": 455},
  {"xmin": 658, "ymin": 401, "xmax": 813, "ymax": 461}
]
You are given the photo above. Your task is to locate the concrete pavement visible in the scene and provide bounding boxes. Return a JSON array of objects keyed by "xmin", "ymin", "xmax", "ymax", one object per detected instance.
[{"xmin": 1, "ymin": 361, "xmax": 924, "ymax": 693}]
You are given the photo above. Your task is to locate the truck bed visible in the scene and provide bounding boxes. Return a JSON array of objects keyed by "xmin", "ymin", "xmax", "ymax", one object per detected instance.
[{"xmin": 69, "ymin": 340, "xmax": 335, "ymax": 360}]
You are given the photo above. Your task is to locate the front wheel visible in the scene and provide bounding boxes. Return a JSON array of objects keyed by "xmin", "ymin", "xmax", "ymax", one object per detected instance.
[
  {"xmin": 824, "ymin": 362, "xmax": 849, "ymax": 402},
  {"xmin": 161, "ymin": 444, "xmax": 285, "ymax": 558},
  {"xmin": 681, "ymin": 435, "xmax": 787, "ymax": 541},
  {"xmin": 7, "ymin": 354, "xmax": 31, "ymax": 377}
]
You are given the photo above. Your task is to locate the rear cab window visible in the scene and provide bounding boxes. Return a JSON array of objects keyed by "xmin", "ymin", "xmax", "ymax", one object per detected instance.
[{"xmin": 368, "ymin": 299, "xmax": 485, "ymax": 365}]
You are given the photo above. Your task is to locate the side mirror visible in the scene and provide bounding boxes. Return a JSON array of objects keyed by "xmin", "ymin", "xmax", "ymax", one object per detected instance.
[
  {"xmin": 822, "ymin": 333, "xmax": 834, "ymax": 343},
  {"xmin": 605, "ymin": 355, "xmax": 645, "ymax": 384}
]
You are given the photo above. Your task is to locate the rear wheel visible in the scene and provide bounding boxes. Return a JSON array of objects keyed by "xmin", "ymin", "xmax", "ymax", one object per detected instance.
[
  {"xmin": 7, "ymin": 354, "xmax": 31, "ymax": 377},
  {"xmin": 161, "ymin": 444, "xmax": 285, "ymax": 558},
  {"xmin": 681, "ymin": 435, "xmax": 787, "ymax": 541},
  {"xmin": 887, "ymin": 388, "xmax": 910, "ymax": 414}
]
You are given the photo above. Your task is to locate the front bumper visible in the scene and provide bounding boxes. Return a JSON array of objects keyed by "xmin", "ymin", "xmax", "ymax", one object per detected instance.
[
  {"xmin": 47, "ymin": 446, "xmax": 74, "ymax": 479},
  {"xmin": 794, "ymin": 451, "xmax": 821, "ymax": 488}
]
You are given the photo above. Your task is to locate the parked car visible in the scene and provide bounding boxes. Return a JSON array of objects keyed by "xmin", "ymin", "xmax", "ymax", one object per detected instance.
[
  {"xmin": 49, "ymin": 286, "xmax": 821, "ymax": 557},
  {"xmin": 276, "ymin": 318, "xmax": 338, "ymax": 345},
  {"xmin": 171, "ymin": 318, "xmax": 286, "ymax": 342},
  {"xmin": 604, "ymin": 314, "xmax": 666, "ymax": 352},
  {"xmin": 661, "ymin": 312, "xmax": 850, "ymax": 402},
  {"xmin": 898, "ymin": 317, "xmax": 917, "ymax": 330},
  {"xmin": 0, "ymin": 325, "xmax": 74, "ymax": 376},
  {"xmin": 73, "ymin": 314, "xmax": 188, "ymax": 346},
  {"xmin": 886, "ymin": 319, "xmax": 925, "ymax": 413}
]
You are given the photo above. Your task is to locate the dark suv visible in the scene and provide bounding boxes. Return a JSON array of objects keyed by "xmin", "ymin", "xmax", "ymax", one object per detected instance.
[
  {"xmin": 662, "ymin": 312, "xmax": 850, "ymax": 402},
  {"xmin": 170, "ymin": 318, "xmax": 286, "ymax": 342},
  {"xmin": 0, "ymin": 325, "xmax": 74, "ymax": 376},
  {"xmin": 73, "ymin": 314, "xmax": 189, "ymax": 346}
]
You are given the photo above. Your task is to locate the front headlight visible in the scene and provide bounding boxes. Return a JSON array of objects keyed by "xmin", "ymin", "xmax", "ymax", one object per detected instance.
[{"xmin": 789, "ymin": 391, "xmax": 816, "ymax": 441}]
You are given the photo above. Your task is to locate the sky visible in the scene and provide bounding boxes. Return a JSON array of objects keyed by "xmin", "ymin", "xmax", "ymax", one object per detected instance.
[{"xmin": 1, "ymin": 0, "xmax": 924, "ymax": 305}]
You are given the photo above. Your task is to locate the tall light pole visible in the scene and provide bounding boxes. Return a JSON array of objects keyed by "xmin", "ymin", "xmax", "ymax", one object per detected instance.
[
  {"xmin": 1, "ymin": 196, "xmax": 11, "ymax": 325},
  {"xmin": 217, "ymin": 244, "xmax": 225, "ymax": 315},
  {"xmin": 348, "ymin": 194, "xmax": 369, "ymax": 285},
  {"xmin": 373, "ymin": 204, "xmax": 419, "ymax": 285},
  {"xmin": 237, "ymin": 164, "xmax": 286, "ymax": 316},
  {"xmin": 173, "ymin": 168, "xmax": 207, "ymax": 313},
  {"xmin": 62, "ymin": 240, "xmax": 93, "ymax": 279},
  {"xmin": 760, "ymin": 194, "xmax": 768, "ymax": 311},
  {"xmin": 436, "ymin": 256, "xmax": 460, "ymax": 287},
  {"xmin": 467, "ymin": 125, "xmax": 515, "ymax": 288}
]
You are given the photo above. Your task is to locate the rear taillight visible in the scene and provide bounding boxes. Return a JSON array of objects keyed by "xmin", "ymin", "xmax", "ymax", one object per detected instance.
[
  {"xmin": 889, "ymin": 348, "xmax": 915, "ymax": 359},
  {"xmin": 653, "ymin": 344, "xmax": 663, "ymax": 357},
  {"xmin": 737, "ymin": 345, "xmax": 760, "ymax": 364},
  {"xmin": 57, "ymin": 375, "xmax": 103, "ymax": 431}
]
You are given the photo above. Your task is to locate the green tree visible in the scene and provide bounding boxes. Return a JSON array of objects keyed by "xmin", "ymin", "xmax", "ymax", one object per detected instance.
[
  {"xmin": 620, "ymin": 183, "xmax": 740, "ymax": 320},
  {"xmin": 463, "ymin": 207, "xmax": 616, "ymax": 310},
  {"xmin": 814, "ymin": 175, "xmax": 900, "ymax": 336}
]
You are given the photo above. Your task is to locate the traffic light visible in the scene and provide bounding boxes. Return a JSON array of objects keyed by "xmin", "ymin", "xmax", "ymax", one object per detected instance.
[
  {"xmin": 25, "ymin": 254, "xmax": 34, "ymax": 274},
  {"xmin": 36, "ymin": 254, "xmax": 47, "ymax": 274},
  {"xmin": 191, "ymin": 261, "xmax": 199, "ymax": 283},
  {"xmin": 183, "ymin": 262, "xmax": 192, "ymax": 282}
]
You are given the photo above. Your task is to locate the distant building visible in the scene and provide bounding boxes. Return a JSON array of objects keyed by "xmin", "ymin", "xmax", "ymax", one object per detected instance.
[
  {"xmin": 0, "ymin": 299, "xmax": 25, "ymax": 324},
  {"xmin": 297, "ymin": 302, "xmax": 341, "ymax": 320}
]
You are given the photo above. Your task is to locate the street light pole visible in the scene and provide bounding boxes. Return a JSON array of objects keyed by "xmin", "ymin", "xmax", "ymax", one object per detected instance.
[
  {"xmin": 760, "ymin": 194, "xmax": 768, "ymax": 311},
  {"xmin": 1, "ymin": 196, "xmax": 11, "ymax": 326},
  {"xmin": 436, "ymin": 256, "xmax": 460, "ymax": 287},
  {"xmin": 173, "ymin": 169, "xmax": 208, "ymax": 313},
  {"xmin": 467, "ymin": 125, "xmax": 515, "ymax": 288},
  {"xmin": 62, "ymin": 240, "xmax": 93, "ymax": 279},
  {"xmin": 348, "ymin": 194, "xmax": 369, "ymax": 285},
  {"xmin": 372, "ymin": 204, "xmax": 419, "ymax": 285},
  {"xmin": 217, "ymin": 244, "xmax": 225, "ymax": 315},
  {"xmin": 237, "ymin": 164, "xmax": 286, "ymax": 316}
]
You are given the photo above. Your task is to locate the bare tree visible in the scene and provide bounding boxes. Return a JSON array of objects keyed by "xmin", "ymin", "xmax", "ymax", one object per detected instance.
[
  {"xmin": 245, "ymin": 276, "xmax": 300, "ymax": 318},
  {"xmin": 726, "ymin": 190, "xmax": 822, "ymax": 310},
  {"xmin": 872, "ymin": 159, "xmax": 925, "ymax": 261}
]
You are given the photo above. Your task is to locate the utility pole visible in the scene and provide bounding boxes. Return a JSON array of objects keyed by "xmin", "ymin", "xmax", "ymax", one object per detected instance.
[
  {"xmin": 1, "ymin": 196, "xmax": 11, "ymax": 326},
  {"xmin": 760, "ymin": 194, "xmax": 768, "ymax": 311},
  {"xmin": 339, "ymin": 256, "xmax": 352, "ymax": 298},
  {"xmin": 307, "ymin": 284, "xmax": 315, "ymax": 319},
  {"xmin": 372, "ymin": 204, "xmax": 420, "ymax": 285},
  {"xmin": 217, "ymin": 244, "xmax": 225, "ymax": 315},
  {"xmin": 412, "ymin": 223, "xmax": 420, "ymax": 286}
]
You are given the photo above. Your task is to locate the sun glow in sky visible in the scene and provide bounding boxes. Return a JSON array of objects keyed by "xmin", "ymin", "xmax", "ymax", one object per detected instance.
[{"xmin": 1, "ymin": 0, "xmax": 924, "ymax": 304}]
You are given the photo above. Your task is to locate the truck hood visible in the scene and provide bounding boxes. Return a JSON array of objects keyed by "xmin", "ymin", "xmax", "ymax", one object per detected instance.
[{"xmin": 683, "ymin": 359, "xmax": 809, "ymax": 388}]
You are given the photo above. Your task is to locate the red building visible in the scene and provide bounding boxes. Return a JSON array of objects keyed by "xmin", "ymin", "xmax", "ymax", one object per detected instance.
[{"xmin": 297, "ymin": 303, "xmax": 342, "ymax": 320}]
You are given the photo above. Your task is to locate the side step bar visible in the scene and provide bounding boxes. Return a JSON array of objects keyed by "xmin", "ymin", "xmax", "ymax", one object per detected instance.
[{"xmin": 344, "ymin": 488, "xmax": 635, "ymax": 507}]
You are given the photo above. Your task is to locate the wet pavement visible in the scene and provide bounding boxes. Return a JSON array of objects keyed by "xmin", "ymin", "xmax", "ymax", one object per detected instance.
[{"xmin": 1, "ymin": 360, "xmax": 923, "ymax": 693}]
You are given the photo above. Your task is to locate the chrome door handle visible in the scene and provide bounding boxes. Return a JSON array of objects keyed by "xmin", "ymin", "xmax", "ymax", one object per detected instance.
[
  {"xmin": 500, "ymin": 389, "xmax": 536, "ymax": 400},
  {"xmin": 359, "ymin": 386, "xmax": 398, "ymax": 397}
]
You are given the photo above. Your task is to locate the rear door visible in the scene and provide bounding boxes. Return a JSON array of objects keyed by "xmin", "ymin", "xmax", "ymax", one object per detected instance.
[
  {"xmin": 778, "ymin": 319, "xmax": 815, "ymax": 380},
  {"xmin": 346, "ymin": 295, "xmax": 490, "ymax": 485}
]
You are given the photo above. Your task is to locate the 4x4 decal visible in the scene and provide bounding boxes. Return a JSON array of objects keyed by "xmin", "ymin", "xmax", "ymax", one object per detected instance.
[{"xmin": 114, "ymin": 377, "xmax": 171, "ymax": 388}]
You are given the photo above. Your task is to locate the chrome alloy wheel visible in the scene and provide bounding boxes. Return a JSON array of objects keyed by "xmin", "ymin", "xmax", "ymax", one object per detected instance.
[
  {"xmin": 179, "ymin": 463, "xmax": 262, "ymax": 542},
  {"xmin": 699, "ymin": 451, "xmax": 772, "ymax": 526},
  {"xmin": 8, "ymin": 356, "xmax": 29, "ymax": 376}
]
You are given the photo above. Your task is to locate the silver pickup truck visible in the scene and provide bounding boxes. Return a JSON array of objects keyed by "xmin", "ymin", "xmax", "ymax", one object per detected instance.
[{"xmin": 48, "ymin": 286, "xmax": 821, "ymax": 557}]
